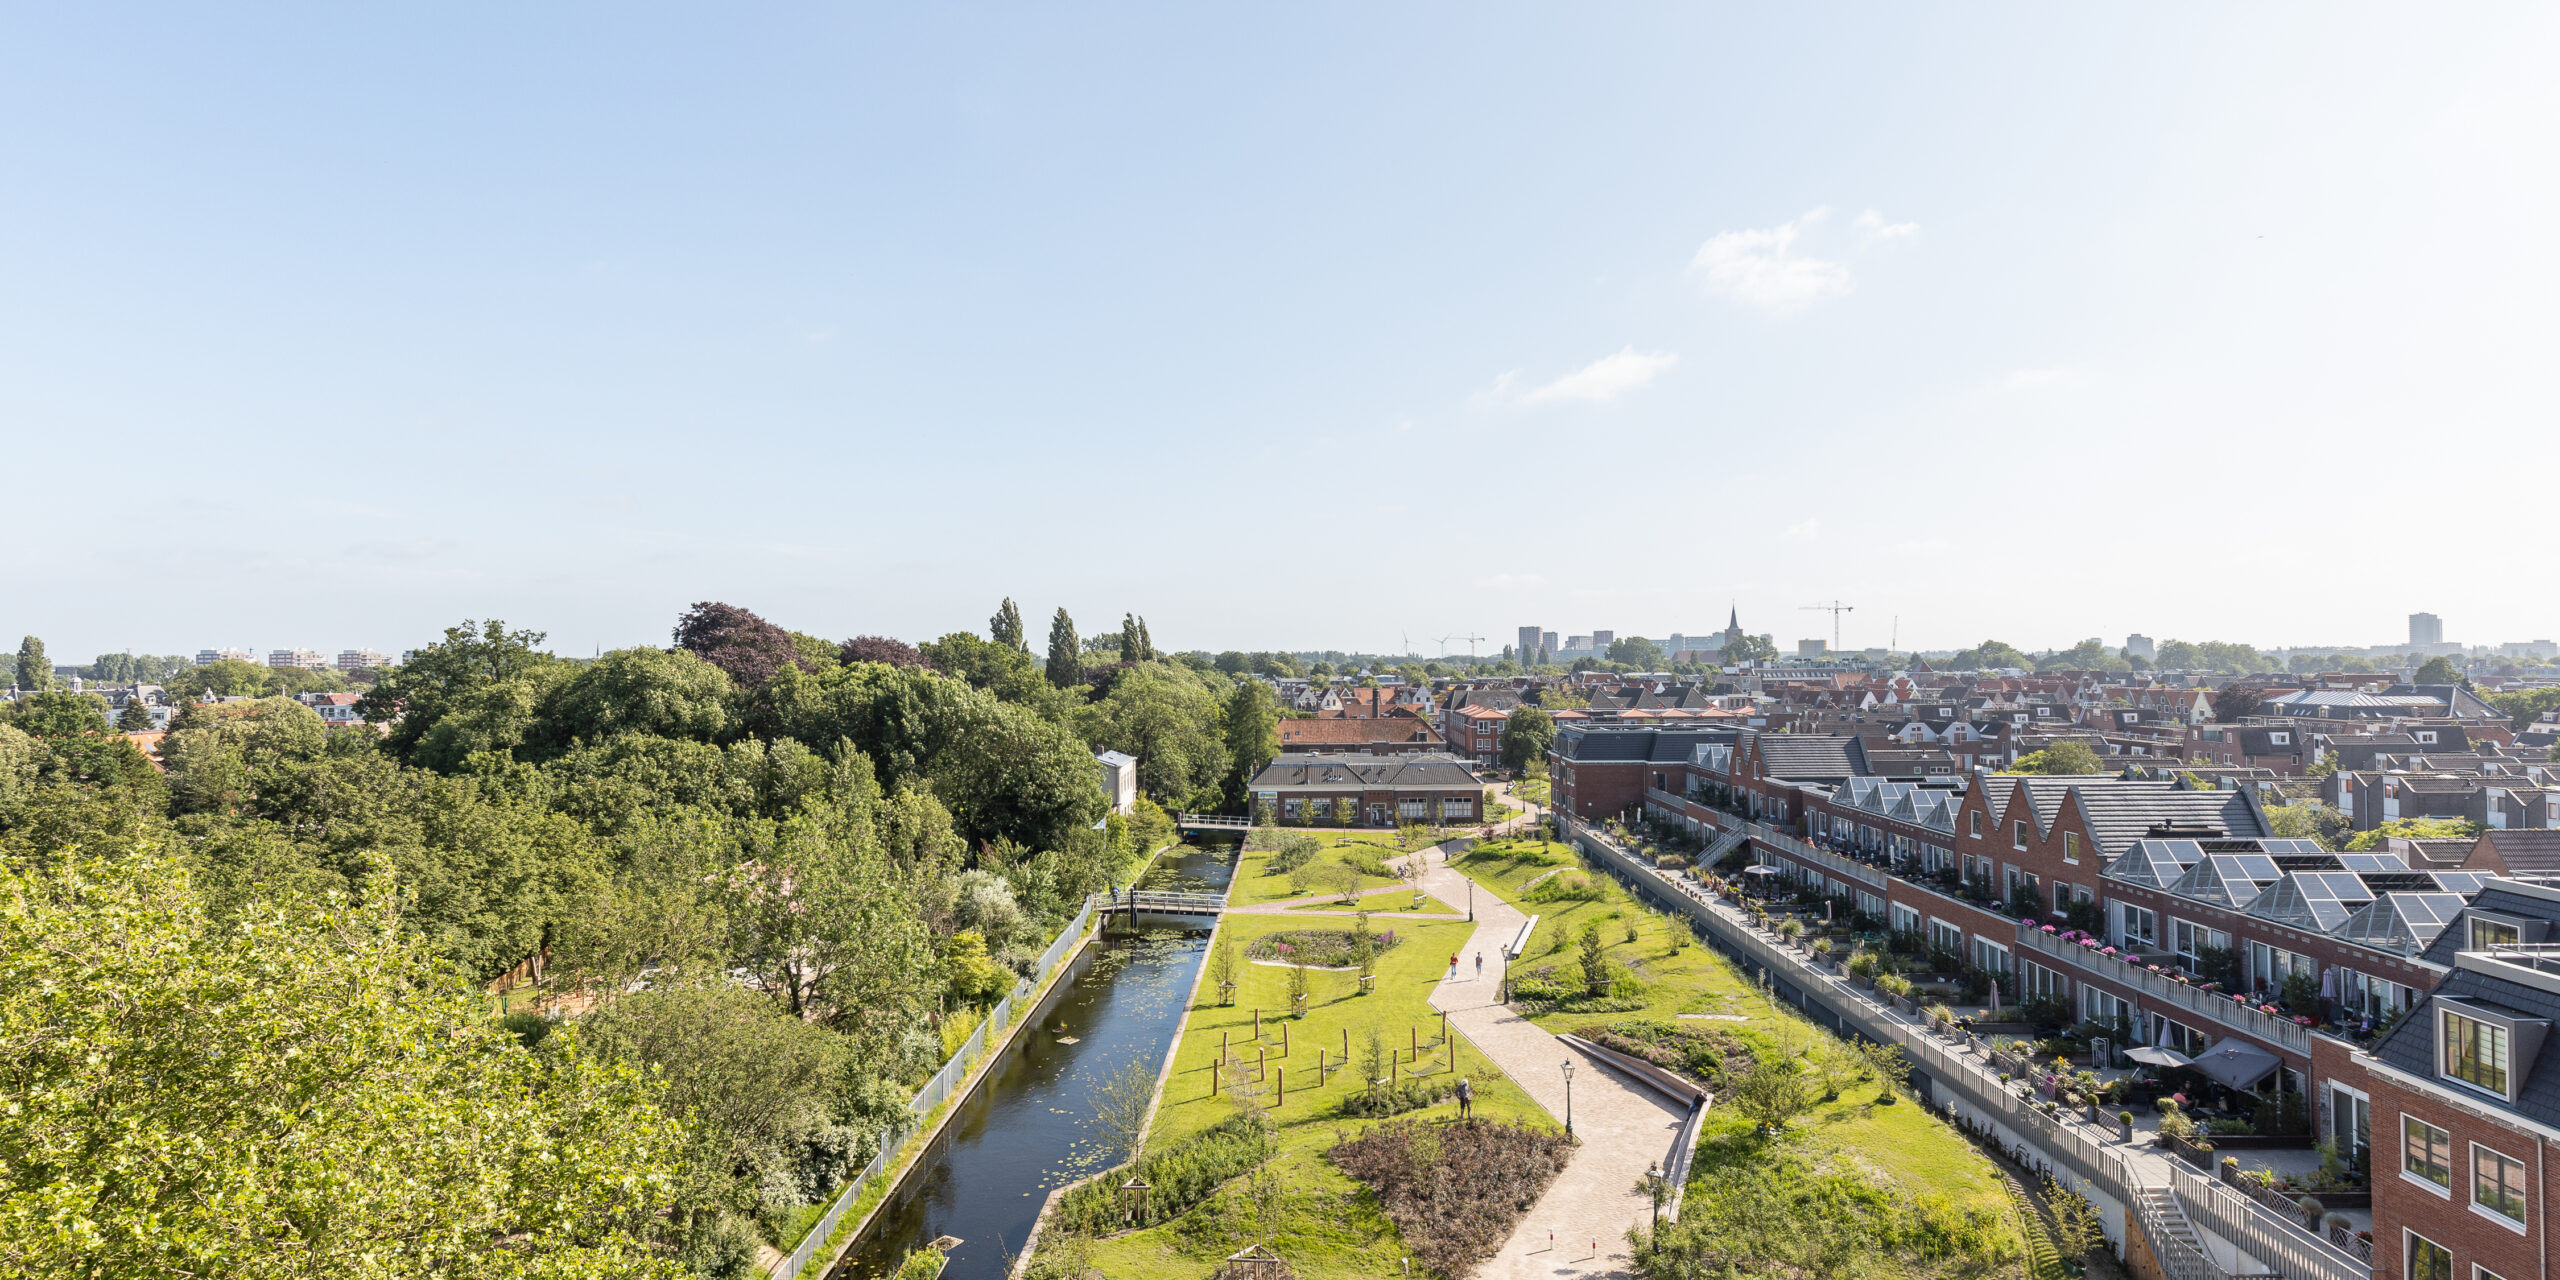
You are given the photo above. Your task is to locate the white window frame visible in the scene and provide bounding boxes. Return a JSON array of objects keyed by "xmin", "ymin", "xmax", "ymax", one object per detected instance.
[
  {"xmin": 2469, "ymin": 1141, "xmax": 2530, "ymax": 1232},
  {"xmin": 2402, "ymin": 1113, "xmax": 2454, "ymax": 1197}
]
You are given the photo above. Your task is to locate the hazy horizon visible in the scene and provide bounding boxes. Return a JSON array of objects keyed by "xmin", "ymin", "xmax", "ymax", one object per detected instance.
[{"xmin": 5, "ymin": 5, "xmax": 2555, "ymax": 660}]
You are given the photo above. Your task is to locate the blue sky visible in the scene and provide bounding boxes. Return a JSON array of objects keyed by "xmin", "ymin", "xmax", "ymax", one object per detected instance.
[{"xmin": 5, "ymin": 5, "xmax": 2555, "ymax": 662}]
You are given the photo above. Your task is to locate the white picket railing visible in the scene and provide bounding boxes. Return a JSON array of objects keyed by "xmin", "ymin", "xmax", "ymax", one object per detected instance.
[{"xmin": 769, "ymin": 896, "xmax": 1099, "ymax": 1279}]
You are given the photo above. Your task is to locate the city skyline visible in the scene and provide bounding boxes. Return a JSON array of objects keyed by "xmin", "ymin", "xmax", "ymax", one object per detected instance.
[{"xmin": 4, "ymin": 6, "xmax": 2557, "ymax": 656}]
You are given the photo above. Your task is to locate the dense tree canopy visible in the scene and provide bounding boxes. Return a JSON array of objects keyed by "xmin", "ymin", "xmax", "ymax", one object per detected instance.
[
  {"xmin": 1944, "ymin": 639, "xmax": 2031, "ymax": 672},
  {"xmin": 674, "ymin": 602, "xmax": 807, "ymax": 690},
  {"xmin": 0, "ymin": 598, "xmax": 1222, "ymax": 1278},
  {"xmin": 1606, "ymin": 636, "xmax": 1666, "ymax": 669},
  {"xmin": 1, "ymin": 850, "xmax": 685, "ymax": 1280}
]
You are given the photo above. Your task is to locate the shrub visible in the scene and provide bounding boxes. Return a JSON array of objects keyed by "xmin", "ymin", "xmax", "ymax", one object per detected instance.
[
  {"xmin": 1875, "ymin": 973, "xmax": 1913, "ymax": 999},
  {"xmin": 1330, "ymin": 1119, "xmax": 1571, "ymax": 1279},
  {"xmin": 1338, "ymin": 1078, "xmax": 1452, "ymax": 1118},
  {"xmin": 1245, "ymin": 927, "xmax": 1401, "ymax": 969},
  {"xmin": 1528, "ymin": 870, "xmax": 1605, "ymax": 903},
  {"xmin": 890, "ymin": 1246, "xmax": 946, "ymax": 1280},
  {"xmin": 1343, "ymin": 849, "xmax": 1394, "ymax": 879},
  {"xmin": 1266, "ymin": 834, "xmax": 1322, "ymax": 875},
  {"xmin": 1051, "ymin": 1113, "xmax": 1278, "ymax": 1235},
  {"xmin": 1589, "ymin": 1020, "xmax": 1758, "ymax": 1089}
]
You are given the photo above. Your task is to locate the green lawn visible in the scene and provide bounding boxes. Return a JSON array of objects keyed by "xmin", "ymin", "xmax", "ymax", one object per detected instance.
[
  {"xmin": 1283, "ymin": 887, "xmax": 1463, "ymax": 916},
  {"xmin": 1449, "ymin": 837, "xmax": 2019, "ymax": 1237},
  {"xmin": 1229, "ymin": 832, "xmax": 1423, "ymax": 907},
  {"xmin": 1051, "ymin": 909, "xmax": 1548, "ymax": 1280}
]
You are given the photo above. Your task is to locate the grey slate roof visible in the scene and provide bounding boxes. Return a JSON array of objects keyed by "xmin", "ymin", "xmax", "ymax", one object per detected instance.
[
  {"xmin": 1555, "ymin": 727, "xmax": 1738, "ymax": 764},
  {"xmin": 1755, "ymin": 734, "xmax": 1870, "ymax": 781},
  {"xmin": 1248, "ymin": 753, "xmax": 1483, "ymax": 790},
  {"xmin": 2368, "ymin": 962, "xmax": 2560, "ymax": 1129}
]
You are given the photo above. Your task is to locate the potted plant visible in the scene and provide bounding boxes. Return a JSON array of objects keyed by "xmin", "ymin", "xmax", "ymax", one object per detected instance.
[{"xmin": 2119, "ymin": 1110, "xmax": 2135, "ymax": 1143}]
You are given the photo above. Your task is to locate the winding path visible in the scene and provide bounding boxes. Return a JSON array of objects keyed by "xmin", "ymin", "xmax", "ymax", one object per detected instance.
[{"xmin": 1397, "ymin": 836, "xmax": 1688, "ymax": 1280}]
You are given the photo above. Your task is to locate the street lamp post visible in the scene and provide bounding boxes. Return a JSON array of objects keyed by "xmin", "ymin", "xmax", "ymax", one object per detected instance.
[{"xmin": 1561, "ymin": 1059, "xmax": 1575, "ymax": 1137}]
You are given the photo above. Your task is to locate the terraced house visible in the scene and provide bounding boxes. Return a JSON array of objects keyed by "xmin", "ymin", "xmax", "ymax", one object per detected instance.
[{"xmin": 1247, "ymin": 752, "xmax": 1485, "ymax": 827}]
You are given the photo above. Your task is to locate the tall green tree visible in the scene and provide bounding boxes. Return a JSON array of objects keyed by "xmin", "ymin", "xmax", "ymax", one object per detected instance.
[
  {"xmin": 990, "ymin": 597, "xmax": 1026, "ymax": 651},
  {"xmin": 1046, "ymin": 609, "xmax": 1080, "ymax": 688},
  {"xmin": 357, "ymin": 620, "xmax": 557, "ymax": 770},
  {"xmin": 1500, "ymin": 705, "xmax": 1557, "ymax": 771},
  {"xmin": 14, "ymin": 636, "xmax": 48, "ymax": 692},
  {"xmin": 2413, "ymin": 656, "xmax": 2461, "ymax": 686},
  {"xmin": 1119, "ymin": 614, "xmax": 1142, "ymax": 664},
  {"xmin": 1136, "ymin": 616, "xmax": 1154, "ymax": 661},
  {"xmin": 1221, "ymin": 680, "xmax": 1279, "ymax": 806},
  {"xmin": 115, "ymin": 695, "xmax": 154, "ymax": 732}
]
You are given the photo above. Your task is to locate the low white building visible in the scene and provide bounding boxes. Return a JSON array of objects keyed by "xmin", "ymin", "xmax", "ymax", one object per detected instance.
[{"xmin": 1096, "ymin": 750, "xmax": 1139, "ymax": 815}]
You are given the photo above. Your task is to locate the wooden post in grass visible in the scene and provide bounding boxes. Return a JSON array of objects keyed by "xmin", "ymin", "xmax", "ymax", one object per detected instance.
[
  {"xmin": 1205, "ymin": 1061, "xmax": 1216, "ymax": 1100},
  {"xmin": 1410, "ymin": 1025, "xmax": 1418, "ymax": 1057},
  {"xmin": 1282, "ymin": 1022, "xmax": 1289, "ymax": 1057},
  {"xmin": 1391, "ymin": 1053, "xmax": 1399, "ymax": 1084},
  {"xmin": 1222, "ymin": 1030, "xmax": 1230, "ymax": 1061},
  {"xmin": 1253, "ymin": 1008, "xmax": 1261, "ymax": 1039},
  {"xmin": 1318, "ymin": 1048, "xmax": 1327, "ymax": 1082},
  {"xmin": 1275, "ymin": 1066, "xmax": 1284, "ymax": 1102},
  {"xmin": 1342, "ymin": 1026, "xmax": 1349, "ymax": 1059}
]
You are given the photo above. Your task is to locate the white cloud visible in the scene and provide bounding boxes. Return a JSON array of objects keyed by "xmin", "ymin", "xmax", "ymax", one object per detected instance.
[
  {"xmin": 1476, "ymin": 572, "xmax": 1546, "ymax": 589},
  {"xmin": 1692, "ymin": 206, "xmax": 1917, "ymax": 311},
  {"xmin": 1855, "ymin": 209, "xmax": 1919, "ymax": 243},
  {"xmin": 1518, "ymin": 347, "xmax": 1680, "ymax": 403},
  {"xmin": 1892, "ymin": 537, "xmax": 1950, "ymax": 555},
  {"xmin": 1691, "ymin": 209, "xmax": 1852, "ymax": 310},
  {"xmin": 1784, "ymin": 519, "xmax": 1821, "ymax": 540}
]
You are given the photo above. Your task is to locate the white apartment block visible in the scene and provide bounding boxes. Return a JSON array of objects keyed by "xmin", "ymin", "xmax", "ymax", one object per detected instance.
[
  {"xmin": 336, "ymin": 649, "xmax": 389, "ymax": 671},
  {"xmin": 197, "ymin": 648, "xmax": 255, "ymax": 666},
  {"xmin": 268, "ymin": 649, "xmax": 329, "ymax": 670}
]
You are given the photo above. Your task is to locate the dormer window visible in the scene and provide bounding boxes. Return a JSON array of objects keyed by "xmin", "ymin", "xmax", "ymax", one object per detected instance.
[
  {"xmin": 2269, "ymin": 732, "xmax": 2289, "ymax": 746},
  {"xmin": 2444, "ymin": 1009, "xmax": 2511, "ymax": 1095},
  {"xmin": 2473, "ymin": 919, "xmax": 2523, "ymax": 950}
]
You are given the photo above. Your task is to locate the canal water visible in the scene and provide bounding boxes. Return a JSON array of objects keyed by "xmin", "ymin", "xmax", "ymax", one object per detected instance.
[{"xmin": 831, "ymin": 841, "xmax": 1235, "ymax": 1280}]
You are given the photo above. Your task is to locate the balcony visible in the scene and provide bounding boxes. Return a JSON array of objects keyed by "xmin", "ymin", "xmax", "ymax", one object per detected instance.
[{"xmin": 2014, "ymin": 926, "xmax": 2313, "ymax": 1055}]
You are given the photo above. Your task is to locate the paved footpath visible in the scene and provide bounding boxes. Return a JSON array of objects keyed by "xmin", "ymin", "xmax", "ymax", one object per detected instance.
[{"xmin": 1396, "ymin": 847, "xmax": 1687, "ymax": 1280}]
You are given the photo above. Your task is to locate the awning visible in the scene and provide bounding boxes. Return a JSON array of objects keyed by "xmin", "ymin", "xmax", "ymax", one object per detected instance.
[
  {"xmin": 2189, "ymin": 1037, "xmax": 2283, "ymax": 1091},
  {"xmin": 2126, "ymin": 1045, "xmax": 2191, "ymax": 1068}
]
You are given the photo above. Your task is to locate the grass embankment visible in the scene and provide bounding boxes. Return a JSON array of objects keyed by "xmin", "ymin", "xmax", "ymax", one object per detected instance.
[
  {"xmin": 1041, "ymin": 909, "xmax": 1546, "ymax": 1280},
  {"xmin": 1452, "ymin": 837, "xmax": 2024, "ymax": 1277}
]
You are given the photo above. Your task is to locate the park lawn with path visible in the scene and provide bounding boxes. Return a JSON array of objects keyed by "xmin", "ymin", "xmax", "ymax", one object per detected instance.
[
  {"xmin": 1228, "ymin": 830, "xmax": 1435, "ymax": 908},
  {"xmin": 1283, "ymin": 886, "xmax": 1463, "ymax": 916},
  {"xmin": 1060, "ymin": 908, "xmax": 1548, "ymax": 1280},
  {"xmin": 1450, "ymin": 837, "xmax": 2021, "ymax": 1261}
]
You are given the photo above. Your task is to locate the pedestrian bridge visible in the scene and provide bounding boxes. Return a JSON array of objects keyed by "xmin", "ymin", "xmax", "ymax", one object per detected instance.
[
  {"xmin": 1175, "ymin": 812, "xmax": 1253, "ymax": 834},
  {"xmin": 1098, "ymin": 888, "xmax": 1229, "ymax": 921}
]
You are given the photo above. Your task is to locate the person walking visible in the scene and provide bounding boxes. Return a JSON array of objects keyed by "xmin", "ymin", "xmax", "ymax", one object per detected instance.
[
  {"xmin": 1456, "ymin": 1076, "xmax": 1474, "ymax": 1119},
  {"xmin": 1474, "ymin": 951, "xmax": 1484, "ymax": 980},
  {"xmin": 1447, "ymin": 952, "xmax": 1459, "ymax": 980}
]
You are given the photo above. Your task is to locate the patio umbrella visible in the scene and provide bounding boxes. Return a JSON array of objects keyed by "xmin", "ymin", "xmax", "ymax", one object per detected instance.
[
  {"xmin": 2319, "ymin": 967, "xmax": 2336, "ymax": 1001},
  {"xmin": 1742, "ymin": 864, "xmax": 1780, "ymax": 876},
  {"xmin": 1987, "ymin": 981, "xmax": 2001, "ymax": 1015},
  {"xmin": 2188, "ymin": 1038, "xmax": 2282, "ymax": 1091},
  {"xmin": 2126, "ymin": 1045, "xmax": 2191, "ymax": 1068}
]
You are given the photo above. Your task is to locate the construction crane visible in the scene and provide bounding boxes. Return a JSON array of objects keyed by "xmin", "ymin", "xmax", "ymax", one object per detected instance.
[
  {"xmin": 1800, "ymin": 601, "xmax": 1855, "ymax": 655},
  {"xmin": 1435, "ymin": 633, "xmax": 1488, "ymax": 659}
]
